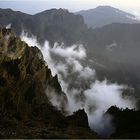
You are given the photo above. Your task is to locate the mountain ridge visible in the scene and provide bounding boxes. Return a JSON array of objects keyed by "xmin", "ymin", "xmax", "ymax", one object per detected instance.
[
  {"xmin": 0, "ymin": 27, "xmax": 97, "ymax": 138},
  {"xmin": 76, "ymin": 6, "xmax": 139, "ymax": 28}
]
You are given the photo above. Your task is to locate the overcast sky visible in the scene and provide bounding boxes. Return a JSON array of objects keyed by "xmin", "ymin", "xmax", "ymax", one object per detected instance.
[{"xmin": 0, "ymin": 0, "xmax": 140, "ymax": 17}]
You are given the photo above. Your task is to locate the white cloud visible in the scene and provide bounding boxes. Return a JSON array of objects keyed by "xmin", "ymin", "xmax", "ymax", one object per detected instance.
[
  {"xmin": 51, "ymin": 44, "xmax": 86, "ymax": 59},
  {"xmin": 84, "ymin": 80, "xmax": 134, "ymax": 136},
  {"xmin": 20, "ymin": 32, "xmax": 135, "ymax": 137}
]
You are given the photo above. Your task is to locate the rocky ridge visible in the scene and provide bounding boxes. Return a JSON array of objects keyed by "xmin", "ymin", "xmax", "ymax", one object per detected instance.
[{"xmin": 0, "ymin": 28, "xmax": 97, "ymax": 138}]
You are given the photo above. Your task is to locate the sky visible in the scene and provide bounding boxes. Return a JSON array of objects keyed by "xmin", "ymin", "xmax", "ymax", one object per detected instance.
[{"xmin": 0, "ymin": 0, "xmax": 140, "ymax": 16}]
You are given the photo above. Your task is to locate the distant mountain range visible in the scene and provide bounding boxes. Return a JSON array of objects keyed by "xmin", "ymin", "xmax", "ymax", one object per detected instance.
[
  {"xmin": 0, "ymin": 8, "xmax": 87, "ymax": 45},
  {"xmin": 76, "ymin": 6, "xmax": 139, "ymax": 28}
]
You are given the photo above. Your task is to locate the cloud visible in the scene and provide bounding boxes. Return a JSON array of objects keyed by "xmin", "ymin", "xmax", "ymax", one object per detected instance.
[
  {"xmin": 84, "ymin": 80, "xmax": 134, "ymax": 136},
  {"xmin": 51, "ymin": 43, "xmax": 86, "ymax": 59},
  {"xmin": 79, "ymin": 67, "xmax": 95, "ymax": 79},
  {"xmin": 132, "ymin": 11, "xmax": 140, "ymax": 20},
  {"xmin": 20, "ymin": 32, "xmax": 135, "ymax": 137},
  {"xmin": 6, "ymin": 23, "xmax": 11, "ymax": 29}
]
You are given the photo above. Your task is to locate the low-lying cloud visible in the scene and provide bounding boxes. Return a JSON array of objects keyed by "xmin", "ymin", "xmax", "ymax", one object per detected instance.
[
  {"xmin": 84, "ymin": 80, "xmax": 134, "ymax": 136},
  {"xmin": 21, "ymin": 32, "xmax": 135, "ymax": 137}
]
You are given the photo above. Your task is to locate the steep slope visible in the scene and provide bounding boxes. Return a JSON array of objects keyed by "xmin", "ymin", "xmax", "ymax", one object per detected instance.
[
  {"xmin": 86, "ymin": 23, "xmax": 140, "ymax": 100},
  {"xmin": 76, "ymin": 6, "xmax": 139, "ymax": 28},
  {"xmin": 91, "ymin": 23, "xmax": 140, "ymax": 63},
  {"xmin": 0, "ymin": 28, "xmax": 97, "ymax": 138}
]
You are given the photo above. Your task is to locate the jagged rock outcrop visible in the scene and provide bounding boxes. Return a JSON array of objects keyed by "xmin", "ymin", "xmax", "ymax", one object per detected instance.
[
  {"xmin": 66, "ymin": 109, "xmax": 89, "ymax": 128},
  {"xmin": 0, "ymin": 28, "xmax": 97, "ymax": 138},
  {"xmin": 0, "ymin": 27, "xmax": 66, "ymax": 119},
  {"xmin": 107, "ymin": 106, "xmax": 140, "ymax": 138}
]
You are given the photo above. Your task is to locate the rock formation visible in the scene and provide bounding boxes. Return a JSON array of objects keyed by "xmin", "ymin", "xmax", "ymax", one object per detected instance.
[
  {"xmin": 107, "ymin": 106, "xmax": 140, "ymax": 138},
  {"xmin": 0, "ymin": 28, "xmax": 97, "ymax": 138}
]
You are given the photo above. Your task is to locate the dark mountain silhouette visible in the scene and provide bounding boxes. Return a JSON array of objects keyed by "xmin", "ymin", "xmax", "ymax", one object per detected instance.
[
  {"xmin": 107, "ymin": 106, "xmax": 140, "ymax": 138},
  {"xmin": 0, "ymin": 8, "xmax": 33, "ymax": 34},
  {"xmin": 0, "ymin": 8, "xmax": 87, "ymax": 45},
  {"xmin": 76, "ymin": 6, "xmax": 139, "ymax": 28},
  {"xmin": 87, "ymin": 23, "xmax": 140, "ymax": 103}
]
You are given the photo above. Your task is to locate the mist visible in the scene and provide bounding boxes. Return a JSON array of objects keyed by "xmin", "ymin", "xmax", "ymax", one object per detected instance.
[{"xmin": 21, "ymin": 32, "xmax": 135, "ymax": 137}]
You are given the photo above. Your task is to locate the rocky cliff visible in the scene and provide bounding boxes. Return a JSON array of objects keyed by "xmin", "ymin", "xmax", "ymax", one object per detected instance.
[{"xmin": 0, "ymin": 28, "xmax": 97, "ymax": 138}]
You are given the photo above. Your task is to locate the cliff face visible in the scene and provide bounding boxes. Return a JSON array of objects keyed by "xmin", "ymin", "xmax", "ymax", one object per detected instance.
[
  {"xmin": 0, "ymin": 28, "xmax": 97, "ymax": 138},
  {"xmin": 0, "ymin": 27, "xmax": 65, "ymax": 119}
]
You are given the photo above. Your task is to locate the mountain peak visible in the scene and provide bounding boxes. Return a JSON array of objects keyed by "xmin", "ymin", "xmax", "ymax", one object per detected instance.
[
  {"xmin": 96, "ymin": 5, "xmax": 115, "ymax": 9},
  {"xmin": 35, "ymin": 8, "xmax": 69, "ymax": 16},
  {"xmin": 76, "ymin": 6, "xmax": 139, "ymax": 28},
  {"xmin": 95, "ymin": 5, "xmax": 135, "ymax": 17}
]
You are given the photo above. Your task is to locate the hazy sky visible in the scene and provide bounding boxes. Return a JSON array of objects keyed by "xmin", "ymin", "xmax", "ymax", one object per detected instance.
[{"xmin": 0, "ymin": 0, "xmax": 140, "ymax": 16}]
